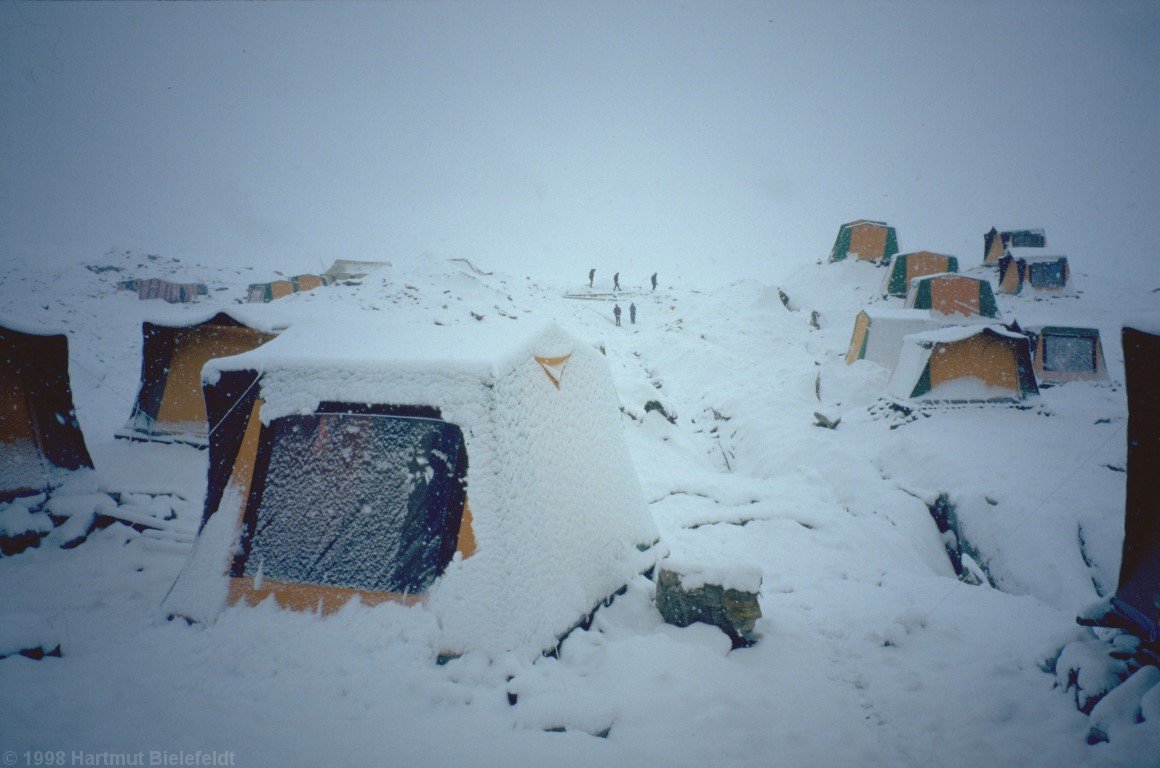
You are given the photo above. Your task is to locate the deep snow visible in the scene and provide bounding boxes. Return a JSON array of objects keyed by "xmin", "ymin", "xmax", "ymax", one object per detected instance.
[{"xmin": 1, "ymin": 243, "xmax": 1158, "ymax": 766}]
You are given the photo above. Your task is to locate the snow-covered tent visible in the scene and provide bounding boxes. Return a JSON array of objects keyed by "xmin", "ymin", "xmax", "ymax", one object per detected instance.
[
  {"xmin": 117, "ymin": 278, "xmax": 207, "ymax": 303},
  {"xmin": 905, "ymin": 273, "xmax": 1000, "ymax": 319},
  {"xmin": 829, "ymin": 220, "xmax": 899, "ymax": 263},
  {"xmin": 323, "ymin": 259, "xmax": 392, "ymax": 281},
  {"xmin": 162, "ymin": 320, "xmax": 659, "ymax": 656},
  {"xmin": 844, "ymin": 308, "xmax": 986, "ymax": 368},
  {"xmin": 1024, "ymin": 326, "xmax": 1108, "ymax": 384},
  {"xmin": 997, "ymin": 252, "xmax": 1071, "ymax": 294},
  {"xmin": 881, "ymin": 251, "xmax": 960, "ymax": 297},
  {"xmin": 1, "ymin": 321, "xmax": 93, "ymax": 502},
  {"xmin": 1084, "ymin": 326, "xmax": 1160, "ymax": 645},
  {"xmin": 983, "ymin": 227, "xmax": 1046, "ymax": 265},
  {"xmin": 887, "ymin": 325, "xmax": 1039, "ymax": 402},
  {"xmin": 116, "ymin": 310, "xmax": 285, "ymax": 448},
  {"xmin": 245, "ymin": 274, "xmax": 330, "ymax": 303}
]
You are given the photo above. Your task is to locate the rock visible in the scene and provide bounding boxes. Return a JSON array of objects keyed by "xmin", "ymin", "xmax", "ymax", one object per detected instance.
[{"xmin": 655, "ymin": 566, "xmax": 762, "ymax": 648}]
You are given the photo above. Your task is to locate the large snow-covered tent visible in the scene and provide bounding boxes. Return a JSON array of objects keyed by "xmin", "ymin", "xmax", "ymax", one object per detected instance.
[
  {"xmin": 323, "ymin": 259, "xmax": 391, "ymax": 281},
  {"xmin": 1, "ymin": 322, "xmax": 93, "ymax": 502},
  {"xmin": 1025, "ymin": 326, "xmax": 1108, "ymax": 384},
  {"xmin": 845, "ymin": 308, "xmax": 984, "ymax": 368},
  {"xmin": 887, "ymin": 325, "xmax": 1039, "ymax": 402},
  {"xmin": 905, "ymin": 273, "xmax": 1000, "ymax": 319},
  {"xmin": 1084, "ymin": 326, "xmax": 1160, "ymax": 645},
  {"xmin": 117, "ymin": 278, "xmax": 207, "ymax": 304},
  {"xmin": 829, "ymin": 220, "xmax": 899, "ymax": 263},
  {"xmin": 162, "ymin": 321, "xmax": 659, "ymax": 655},
  {"xmin": 116, "ymin": 311, "xmax": 284, "ymax": 447},
  {"xmin": 881, "ymin": 251, "xmax": 960, "ymax": 297},
  {"xmin": 983, "ymin": 227, "xmax": 1046, "ymax": 265},
  {"xmin": 997, "ymin": 252, "xmax": 1071, "ymax": 294}
]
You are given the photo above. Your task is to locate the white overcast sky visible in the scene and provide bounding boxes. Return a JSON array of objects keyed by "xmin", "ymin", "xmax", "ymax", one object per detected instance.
[{"xmin": 2, "ymin": 1, "xmax": 1158, "ymax": 285}]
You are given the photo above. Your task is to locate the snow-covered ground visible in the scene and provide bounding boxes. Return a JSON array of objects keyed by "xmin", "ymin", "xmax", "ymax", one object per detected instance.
[{"xmin": 2, "ymin": 245, "xmax": 1157, "ymax": 766}]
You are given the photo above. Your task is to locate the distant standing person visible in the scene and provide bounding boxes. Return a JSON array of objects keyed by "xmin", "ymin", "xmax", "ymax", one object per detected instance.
[
  {"xmin": 629, "ymin": 302, "xmax": 636, "ymax": 324},
  {"xmin": 588, "ymin": 268, "xmax": 595, "ymax": 288},
  {"xmin": 651, "ymin": 272, "xmax": 657, "ymax": 291},
  {"xmin": 613, "ymin": 304, "xmax": 622, "ymax": 327},
  {"xmin": 613, "ymin": 272, "xmax": 620, "ymax": 291}
]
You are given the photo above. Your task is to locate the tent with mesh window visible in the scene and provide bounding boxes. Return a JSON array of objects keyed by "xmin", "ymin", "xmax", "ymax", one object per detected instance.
[
  {"xmin": 905, "ymin": 273, "xmax": 1000, "ymax": 319},
  {"xmin": 1, "ymin": 321, "xmax": 94, "ymax": 502},
  {"xmin": 116, "ymin": 310, "xmax": 286, "ymax": 448},
  {"xmin": 887, "ymin": 325, "xmax": 1039, "ymax": 402},
  {"xmin": 998, "ymin": 252, "xmax": 1071, "ymax": 295},
  {"xmin": 881, "ymin": 251, "xmax": 960, "ymax": 297},
  {"xmin": 1024, "ymin": 326, "xmax": 1108, "ymax": 384},
  {"xmin": 829, "ymin": 220, "xmax": 899, "ymax": 263},
  {"xmin": 162, "ymin": 320, "xmax": 659, "ymax": 656},
  {"xmin": 983, "ymin": 227, "xmax": 1046, "ymax": 265}
]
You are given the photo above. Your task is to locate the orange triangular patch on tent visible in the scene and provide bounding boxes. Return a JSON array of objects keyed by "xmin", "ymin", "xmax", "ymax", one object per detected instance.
[{"xmin": 535, "ymin": 354, "xmax": 572, "ymax": 389}]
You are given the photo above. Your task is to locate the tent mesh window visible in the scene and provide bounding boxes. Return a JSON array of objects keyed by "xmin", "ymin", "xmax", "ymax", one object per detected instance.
[
  {"xmin": 236, "ymin": 413, "xmax": 467, "ymax": 595},
  {"xmin": 1029, "ymin": 260, "xmax": 1066, "ymax": 288},
  {"xmin": 1044, "ymin": 334, "xmax": 1095, "ymax": 373}
]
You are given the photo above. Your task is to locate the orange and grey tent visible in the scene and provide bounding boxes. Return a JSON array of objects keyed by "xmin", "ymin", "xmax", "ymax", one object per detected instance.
[
  {"xmin": 1080, "ymin": 326, "xmax": 1160, "ymax": 645},
  {"xmin": 1024, "ymin": 326, "xmax": 1108, "ymax": 384},
  {"xmin": 997, "ymin": 252, "xmax": 1070, "ymax": 294},
  {"xmin": 887, "ymin": 325, "xmax": 1039, "ymax": 402},
  {"xmin": 905, "ymin": 273, "xmax": 1000, "ymax": 319},
  {"xmin": 829, "ymin": 220, "xmax": 899, "ymax": 263},
  {"xmin": 983, "ymin": 227, "xmax": 1046, "ymax": 265},
  {"xmin": 162, "ymin": 321, "xmax": 658, "ymax": 656},
  {"xmin": 881, "ymin": 251, "xmax": 960, "ymax": 297},
  {"xmin": 117, "ymin": 311, "xmax": 283, "ymax": 447},
  {"xmin": 1, "ymin": 322, "xmax": 93, "ymax": 502}
]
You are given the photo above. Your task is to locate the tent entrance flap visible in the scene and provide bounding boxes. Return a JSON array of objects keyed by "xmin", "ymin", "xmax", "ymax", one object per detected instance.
[{"xmin": 230, "ymin": 413, "xmax": 469, "ymax": 598}]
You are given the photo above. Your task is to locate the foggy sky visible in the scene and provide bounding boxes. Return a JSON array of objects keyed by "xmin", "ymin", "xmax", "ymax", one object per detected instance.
[{"xmin": 2, "ymin": 1, "xmax": 1158, "ymax": 286}]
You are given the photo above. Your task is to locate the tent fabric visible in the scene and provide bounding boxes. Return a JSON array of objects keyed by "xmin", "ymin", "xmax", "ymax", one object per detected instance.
[
  {"xmin": 1110, "ymin": 326, "xmax": 1160, "ymax": 643},
  {"xmin": 829, "ymin": 220, "xmax": 899, "ymax": 263},
  {"xmin": 117, "ymin": 312, "xmax": 277, "ymax": 446},
  {"xmin": 887, "ymin": 325, "xmax": 1039, "ymax": 402},
  {"xmin": 983, "ymin": 227, "xmax": 1046, "ymax": 264},
  {"xmin": 1024, "ymin": 326, "xmax": 1108, "ymax": 383},
  {"xmin": 1, "ymin": 324, "xmax": 93, "ymax": 502},
  {"xmin": 117, "ymin": 278, "xmax": 207, "ymax": 303},
  {"xmin": 164, "ymin": 321, "xmax": 658, "ymax": 656},
  {"xmin": 246, "ymin": 275, "xmax": 331, "ymax": 303},
  {"xmin": 844, "ymin": 308, "xmax": 989, "ymax": 368},
  {"xmin": 905, "ymin": 273, "xmax": 1000, "ymax": 319},
  {"xmin": 882, "ymin": 251, "xmax": 960, "ymax": 297}
]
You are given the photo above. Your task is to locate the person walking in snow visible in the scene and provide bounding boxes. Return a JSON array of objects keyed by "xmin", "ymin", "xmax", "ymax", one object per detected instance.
[
  {"xmin": 613, "ymin": 304, "xmax": 622, "ymax": 327},
  {"xmin": 629, "ymin": 302, "xmax": 636, "ymax": 324},
  {"xmin": 651, "ymin": 272, "xmax": 657, "ymax": 291},
  {"xmin": 613, "ymin": 272, "xmax": 620, "ymax": 291},
  {"xmin": 588, "ymin": 268, "xmax": 595, "ymax": 288}
]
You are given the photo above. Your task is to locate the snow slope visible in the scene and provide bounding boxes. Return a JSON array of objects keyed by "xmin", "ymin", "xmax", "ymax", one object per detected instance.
[{"xmin": 2, "ymin": 245, "xmax": 1157, "ymax": 766}]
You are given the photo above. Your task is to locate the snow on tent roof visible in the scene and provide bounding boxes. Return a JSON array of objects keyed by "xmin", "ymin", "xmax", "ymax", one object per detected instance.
[
  {"xmin": 887, "ymin": 325, "xmax": 1038, "ymax": 402},
  {"xmin": 166, "ymin": 320, "xmax": 659, "ymax": 656},
  {"xmin": 323, "ymin": 259, "xmax": 392, "ymax": 280},
  {"xmin": 1006, "ymin": 249, "xmax": 1066, "ymax": 263},
  {"xmin": 845, "ymin": 309, "xmax": 990, "ymax": 368}
]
